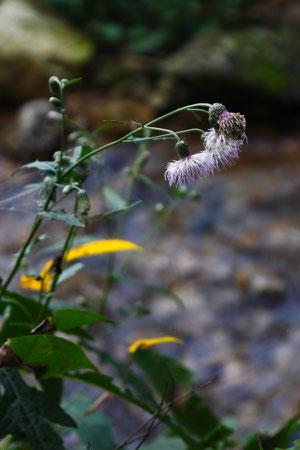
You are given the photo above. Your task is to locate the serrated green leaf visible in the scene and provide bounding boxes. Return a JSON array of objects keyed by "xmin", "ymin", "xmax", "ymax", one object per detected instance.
[
  {"xmin": 52, "ymin": 309, "xmax": 113, "ymax": 330},
  {"xmin": 8, "ymin": 335, "xmax": 97, "ymax": 378},
  {"xmin": 11, "ymin": 161, "xmax": 58, "ymax": 176},
  {"xmin": 103, "ymin": 187, "xmax": 126, "ymax": 209},
  {"xmin": 0, "ymin": 368, "xmax": 74, "ymax": 449},
  {"xmin": 38, "ymin": 210, "xmax": 85, "ymax": 227}
]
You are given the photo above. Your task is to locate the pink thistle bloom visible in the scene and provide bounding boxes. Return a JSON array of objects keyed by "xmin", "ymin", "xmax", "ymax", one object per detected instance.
[
  {"xmin": 164, "ymin": 152, "xmax": 207, "ymax": 186},
  {"xmin": 200, "ymin": 103, "xmax": 247, "ymax": 175}
]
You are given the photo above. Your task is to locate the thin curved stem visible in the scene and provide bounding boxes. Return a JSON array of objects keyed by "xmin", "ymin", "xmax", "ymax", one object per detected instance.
[
  {"xmin": 145, "ymin": 126, "xmax": 181, "ymax": 142},
  {"xmin": 58, "ymin": 103, "xmax": 211, "ymax": 182}
]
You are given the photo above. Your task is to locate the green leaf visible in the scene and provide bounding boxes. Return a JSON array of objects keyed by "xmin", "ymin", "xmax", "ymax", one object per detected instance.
[
  {"xmin": 143, "ymin": 437, "xmax": 186, "ymax": 450},
  {"xmin": 51, "ymin": 309, "xmax": 113, "ymax": 330},
  {"xmin": 82, "ymin": 200, "xmax": 142, "ymax": 222},
  {"xmin": 57, "ymin": 263, "xmax": 84, "ymax": 285},
  {"xmin": 63, "ymin": 77, "xmax": 82, "ymax": 87},
  {"xmin": 11, "ymin": 161, "xmax": 58, "ymax": 176},
  {"xmin": 65, "ymin": 371, "xmax": 198, "ymax": 447},
  {"xmin": 70, "ymin": 145, "xmax": 93, "ymax": 164},
  {"xmin": 85, "ymin": 344, "xmax": 157, "ymax": 408},
  {"xmin": 8, "ymin": 335, "xmax": 97, "ymax": 378},
  {"xmin": 0, "ymin": 292, "xmax": 50, "ymax": 343},
  {"xmin": 63, "ymin": 393, "xmax": 116, "ymax": 450},
  {"xmin": 0, "ymin": 368, "xmax": 75, "ymax": 449},
  {"xmin": 133, "ymin": 349, "xmax": 233, "ymax": 448},
  {"xmin": 102, "ymin": 187, "xmax": 126, "ymax": 209},
  {"xmin": 102, "ymin": 119, "xmax": 131, "ymax": 125},
  {"xmin": 38, "ymin": 210, "xmax": 85, "ymax": 227}
]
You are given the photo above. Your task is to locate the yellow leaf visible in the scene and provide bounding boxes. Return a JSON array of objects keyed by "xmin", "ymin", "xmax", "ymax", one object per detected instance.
[
  {"xmin": 20, "ymin": 274, "xmax": 54, "ymax": 292},
  {"xmin": 128, "ymin": 336, "xmax": 183, "ymax": 354},
  {"xmin": 20, "ymin": 239, "xmax": 142, "ymax": 291},
  {"xmin": 65, "ymin": 239, "xmax": 142, "ymax": 262}
]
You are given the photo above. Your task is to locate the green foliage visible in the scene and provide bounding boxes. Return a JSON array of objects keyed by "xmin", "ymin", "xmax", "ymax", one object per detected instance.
[
  {"xmin": 0, "ymin": 368, "xmax": 75, "ymax": 450},
  {"xmin": 51, "ymin": 308, "xmax": 113, "ymax": 330},
  {"xmin": 41, "ymin": 0, "xmax": 242, "ymax": 54},
  {"xmin": 8, "ymin": 335, "xmax": 97, "ymax": 378},
  {"xmin": 63, "ymin": 393, "xmax": 116, "ymax": 450},
  {"xmin": 38, "ymin": 210, "xmax": 85, "ymax": 228},
  {"xmin": 0, "ymin": 74, "xmax": 298, "ymax": 450},
  {"xmin": 133, "ymin": 349, "xmax": 233, "ymax": 449}
]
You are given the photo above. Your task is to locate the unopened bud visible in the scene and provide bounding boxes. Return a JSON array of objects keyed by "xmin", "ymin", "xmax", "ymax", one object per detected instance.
[
  {"xmin": 175, "ymin": 185, "xmax": 188, "ymax": 197},
  {"xmin": 175, "ymin": 140, "xmax": 190, "ymax": 158},
  {"xmin": 62, "ymin": 185, "xmax": 72, "ymax": 194},
  {"xmin": 154, "ymin": 202, "xmax": 165, "ymax": 217},
  {"xmin": 44, "ymin": 176, "xmax": 52, "ymax": 184},
  {"xmin": 48, "ymin": 76, "xmax": 61, "ymax": 97},
  {"xmin": 61, "ymin": 79, "xmax": 69, "ymax": 89},
  {"xmin": 53, "ymin": 152, "xmax": 70, "ymax": 163},
  {"xmin": 208, "ymin": 103, "xmax": 226, "ymax": 126},
  {"xmin": 49, "ymin": 97, "xmax": 62, "ymax": 108},
  {"xmin": 187, "ymin": 190, "xmax": 201, "ymax": 201},
  {"xmin": 77, "ymin": 189, "xmax": 90, "ymax": 211}
]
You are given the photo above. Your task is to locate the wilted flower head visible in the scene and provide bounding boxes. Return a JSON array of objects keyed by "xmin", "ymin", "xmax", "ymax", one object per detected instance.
[
  {"xmin": 164, "ymin": 140, "xmax": 207, "ymax": 186},
  {"xmin": 201, "ymin": 103, "xmax": 247, "ymax": 175},
  {"xmin": 164, "ymin": 103, "xmax": 247, "ymax": 185}
]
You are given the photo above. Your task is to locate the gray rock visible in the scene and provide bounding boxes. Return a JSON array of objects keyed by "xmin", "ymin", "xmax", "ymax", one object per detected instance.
[
  {"xmin": 0, "ymin": 0, "xmax": 94, "ymax": 100},
  {"xmin": 13, "ymin": 99, "xmax": 61, "ymax": 160}
]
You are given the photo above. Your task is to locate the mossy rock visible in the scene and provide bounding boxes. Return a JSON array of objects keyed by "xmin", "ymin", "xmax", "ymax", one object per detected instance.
[{"xmin": 159, "ymin": 26, "xmax": 300, "ymax": 103}]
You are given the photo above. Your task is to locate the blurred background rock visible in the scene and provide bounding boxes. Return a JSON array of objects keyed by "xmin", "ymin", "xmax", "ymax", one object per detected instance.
[{"xmin": 0, "ymin": 0, "xmax": 300, "ymax": 440}]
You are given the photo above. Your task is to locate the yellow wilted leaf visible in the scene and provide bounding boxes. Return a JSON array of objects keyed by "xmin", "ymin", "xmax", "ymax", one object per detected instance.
[
  {"xmin": 65, "ymin": 239, "xmax": 142, "ymax": 262},
  {"xmin": 20, "ymin": 239, "xmax": 142, "ymax": 291},
  {"xmin": 128, "ymin": 336, "xmax": 183, "ymax": 354},
  {"xmin": 20, "ymin": 274, "xmax": 54, "ymax": 292}
]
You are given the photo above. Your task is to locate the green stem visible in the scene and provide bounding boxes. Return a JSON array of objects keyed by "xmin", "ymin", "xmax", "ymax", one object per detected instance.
[
  {"xmin": 58, "ymin": 103, "xmax": 211, "ymax": 182},
  {"xmin": 124, "ymin": 128, "xmax": 204, "ymax": 143},
  {"xmin": 58, "ymin": 88, "xmax": 66, "ymax": 176},
  {"xmin": 0, "ymin": 216, "xmax": 42, "ymax": 298},
  {"xmin": 145, "ymin": 126, "xmax": 181, "ymax": 142},
  {"xmin": 98, "ymin": 131, "xmax": 150, "ymax": 312}
]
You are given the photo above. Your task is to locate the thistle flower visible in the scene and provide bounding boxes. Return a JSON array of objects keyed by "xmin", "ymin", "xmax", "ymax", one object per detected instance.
[
  {"xmin": 164, "ymin": 140, "xmax": 206, "ymax": 186},
  {"xmin": 201, "ymin": 103, "xmax": 247, "ymax": 175}
]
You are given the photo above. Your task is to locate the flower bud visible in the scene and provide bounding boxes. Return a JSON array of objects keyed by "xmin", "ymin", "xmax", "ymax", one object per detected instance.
[
  {"xmin": 175, "ymin": 140, "xmax": 190, "ymax": 158},
  {"xmin": 49, "ymin": 97, "xmax": 62, "ymax": 108},
  {"xmin": 208, "ymin": 103, "xmax": 226, "ymax": 126},
  {"xmin": 77, "ymin": 189, "xmax": 90, "ymax": 211},
  {"xmin": 62, "ymin": 185, "xmax": 72, "ymax": 194},
  {"xmin": 61, "ymin": 79, "xmax": 69, "ymax": 89},
  {"xmin": 187, "ymin": 190, "xmax": 201, "ymax": 201},
  {"xmin": 154, "ymin": 202, "xmax": 165, "ymax": 217},
  {"xmin": 48, "ymin": 76, "xmax": 61, "ymax": 97}
]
